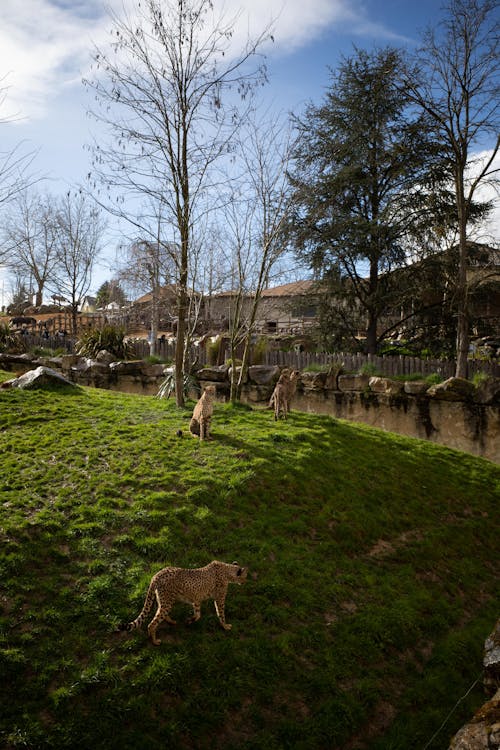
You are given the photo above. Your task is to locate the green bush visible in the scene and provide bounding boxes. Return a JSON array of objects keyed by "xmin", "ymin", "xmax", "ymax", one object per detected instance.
[
  {"xmin": 251, "ymin": 336, "xmax": 268, "ymax": 365},
  {"xmin": 0, "ymin": 323, "xmax": 25, "ymax": 354},
  {"xmin": 76, "ymin": 326, "xmax": 135, "ymax": 360}
]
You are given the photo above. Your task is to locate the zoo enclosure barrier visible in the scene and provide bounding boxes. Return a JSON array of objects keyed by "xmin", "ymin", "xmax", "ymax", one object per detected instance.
[{"xmin": 16, "ymin": 334, "xmax": 500, "ymax": 380}]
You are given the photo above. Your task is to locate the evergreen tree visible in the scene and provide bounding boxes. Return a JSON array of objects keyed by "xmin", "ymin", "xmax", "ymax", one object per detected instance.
[{"xmin": 288, "ymin": 47, "xmax": 444, "ymax": 354}]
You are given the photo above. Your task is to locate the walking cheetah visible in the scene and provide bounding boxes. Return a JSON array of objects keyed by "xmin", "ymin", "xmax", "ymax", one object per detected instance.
[
  {"xmin": 118, "ymin": 561, "xmax": 247, "ymax": 645},
  {"xmin": 189, "ymin": 385, "xmax": 216, "ymax": 440}
]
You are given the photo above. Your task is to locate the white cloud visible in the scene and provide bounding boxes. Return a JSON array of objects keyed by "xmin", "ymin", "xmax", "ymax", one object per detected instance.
[
  {"xmin": 468, "ymin": 149, "xmax": 500, "ymax": 244},
  {"xmin": 0, "ymin": 0, "xmax": 105, "ymax": 121},
  {"xmin": 0, "ymin": 0, "xmax": 403, "ymax": 123}
]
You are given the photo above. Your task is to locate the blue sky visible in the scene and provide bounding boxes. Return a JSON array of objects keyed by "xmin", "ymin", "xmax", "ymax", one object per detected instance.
[{"xmin": 0, "ymin": 0, "xmax": 498, "ymax": 299}]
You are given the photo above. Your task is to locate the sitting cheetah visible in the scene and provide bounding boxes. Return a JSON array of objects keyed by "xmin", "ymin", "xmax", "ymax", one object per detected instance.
[
  {"xmin": 118, "ymin": 561, "xmax": 247, "ymax": 645},
  {"xmin": 189, "ymin": 384, "xmax": 216, "ymax": 440},
  {"xmin": 269, "ymin": 369, "xmax": 299, "ymax": 420}
]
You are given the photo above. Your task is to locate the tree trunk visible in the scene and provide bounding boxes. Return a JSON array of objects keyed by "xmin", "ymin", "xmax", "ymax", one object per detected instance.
[
  {"xmin": 454, "ymin": 175, "xmax": 469, "ymax": 379},
  {"xmin": 149, "ymin": 288, "xmax": 158, "ymax": 357}
]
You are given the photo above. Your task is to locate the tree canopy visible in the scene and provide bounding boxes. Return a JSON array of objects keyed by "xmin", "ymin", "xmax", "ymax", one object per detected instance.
[{"xmin": 288, "ymin": 47, "xmax": 445, "ymax": 354}]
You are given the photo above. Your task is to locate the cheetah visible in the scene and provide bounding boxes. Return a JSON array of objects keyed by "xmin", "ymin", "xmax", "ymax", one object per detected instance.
[
  {"xmin": 118, "ymin": 561, "xmax": 247, "ymax": 645},
  {"xmin": 189, "ymin": 384, "xmax": 216, "ymax": 440},
  {"xmin": 269, "ymin": 369, "xmax": 299, "ymax": 420}
]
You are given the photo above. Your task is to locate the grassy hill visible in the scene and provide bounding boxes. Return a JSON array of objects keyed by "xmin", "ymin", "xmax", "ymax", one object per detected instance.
[{"xmin": 0, "ymin": 371, "xmax": 498, "ymax": 750}]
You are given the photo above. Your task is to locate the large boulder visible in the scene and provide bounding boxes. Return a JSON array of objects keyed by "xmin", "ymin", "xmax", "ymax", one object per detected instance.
[
  {"xmin": 369, "ymin": 376, "xmax": 404, "ymax": 395},
  {"xmin": 301, "ymin": 371, "xmax": 327, "ymax": 391},
  {"xmin": 196, "ymin": 365, "xmax": 230, "ymax": 382},
  {"xmin": 427, "ymin": 377, "xmax": 475, "ymax": 401},
  {"xmin": 3, "ymin": 366, "xmax": 77, "ymax": 390},
  {"xmin": 449, "ymin": 621, "xmax": 500, "ymax": 750},
  {"xmin": 473, "ymin": 377, "xmax": 500, "ymax": 406},
  {"xmin": 338, "ymin": 374, "xmax": 370, "ymax": 392},
  {"xmin": 247, "ymin": 365, "xmax": 280, "ymax": 386}
]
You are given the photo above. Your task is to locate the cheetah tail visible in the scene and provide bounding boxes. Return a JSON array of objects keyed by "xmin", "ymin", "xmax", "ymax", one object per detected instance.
[{"xmin": 118, "ymin": 583, "xmax": 156, "ymax": 632}]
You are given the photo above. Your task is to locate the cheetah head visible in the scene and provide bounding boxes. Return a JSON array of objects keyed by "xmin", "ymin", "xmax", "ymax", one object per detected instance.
[{"xmin": 231, "ymin": 561, "xmax": 248, "ymax": 584}]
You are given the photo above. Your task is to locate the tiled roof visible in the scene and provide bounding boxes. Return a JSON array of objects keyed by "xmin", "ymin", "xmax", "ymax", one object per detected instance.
[{"xmin": 261, "ymin": 280, "xmax": 316, "ymax": 297}]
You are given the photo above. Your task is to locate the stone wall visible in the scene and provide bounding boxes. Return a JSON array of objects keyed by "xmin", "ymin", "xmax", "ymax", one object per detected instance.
[
  {"xmin": 199, "ymin": 366, "xmax": 500, "ymax": 464},
  {"xmin": 1, "ymin": 353, "xmax": 498, "ymax": 463}
]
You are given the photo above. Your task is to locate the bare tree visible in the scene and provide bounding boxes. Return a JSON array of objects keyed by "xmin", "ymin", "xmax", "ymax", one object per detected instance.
[
  {"xmin": 3, "ymin": 191, "xmax": 59, "ymax": 307},
  {"xmin": 0, "ymin": 79, "xmax": 39, "ymax": 252},
  {"xmin": 50, "ymin": 193, "xmax": 105, "ymax": 335},
  {"xmin": 118, "ymin": 235, "xmax": 176, "ymax": 356},
  {"xmin": 404, "ymin": 0, "xmax": 499, "ymax": 377},
  {"xmin": 84, "ymin": 0, "xmax": 272, "ymax": 405},
  {"xmin": 219, "ymin": 112, "xmax": 296, "ymax": 401}
]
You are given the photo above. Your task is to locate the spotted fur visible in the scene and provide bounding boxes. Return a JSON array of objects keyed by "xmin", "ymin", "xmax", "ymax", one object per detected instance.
[
  {"xmin": 189, "ymin": 385, "xmax": 216, "ymax": 440},
  {"xmin": 269, "ymin": 369, "xmax": 299, "ymax": 420},
  {"xmin": 118, "ymin": 560, "xmax": 247, "ymax": 645}
]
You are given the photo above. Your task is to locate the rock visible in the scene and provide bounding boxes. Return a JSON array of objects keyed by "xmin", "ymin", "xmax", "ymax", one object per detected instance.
[
  {"xmin": 473, "ymin": 377, "xmax": 500, "ymax": 406},
  {"xmin": 324, "ymin": 364, "xmax": 344, "ymax": 390},
  {"xmin": 196, "ymin": 365, "xmax": 229, "ymax": 382},
  {"xmin": 427, "ymin": 377, "xmax": 475, "ymax": 401},
  {"xmin": 0, "ymin": 353, "xmax": 34, "ymax": 372},
  {"xmin": 449, "ymin": 721, "xmax": 490, "ymax": 750},
  {"xmin": 404, "ymin": 380, "xmax": 430, "ymax": 396},
  {"xmin": 338, "ymin": 374, "xmax": 370, "ymax": 392},
  {"xmin": 109, "ymin": 360, "xmax": 145, "ymax": 376},
  {"xmin": 484, "ymin": 619, "xmax": 500, "ymax": 695},
  {"xmin": 7, "ymin": 366, "xmax": 77, "ymax": 390},
  {"xmin": 60, "ymin": 354, "xmax": 79, "ymax": 371},
  {"xmin": 247, "ymin": 365, "xmax": 280, "ymax": 385},
  {"xmin": 95, "ymin": 349, "xmax": 116, "ymax": 364},
  {"xmin": 448, "ymin": 690, "xmax": 500, "ymax": 749},
  {"xmin": 449, "ymin": 621, "xmax": 500, "ymax": 749},
  {"xmin": 301, "ymin": 371, "xmax": 327, "ymax": 391},
  {"xmin": 228, "ymin": 366, "xmax": 248, "ymax": 384},
  {"xmin": 369, "ymin": 376, "xmax": 404, "ymax": 395}
]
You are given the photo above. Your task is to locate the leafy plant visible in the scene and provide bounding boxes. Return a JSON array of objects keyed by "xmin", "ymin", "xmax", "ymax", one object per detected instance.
[
  {"xmin": 156, "ymin": 368, "xmax": 200, "ymax": 399},
  {"xmin": 425, "ymin": 372, "xmax": 444, "ymax": 385},
  {"xmin": 0, "ymin": 322, "xmax": 24, "ymax": 354},
  {"xmin": 359, "ymin": 362, "xmax": 381, "ymax": 376},
  {"xmin": 251, "ymin": 336, "xmax": 268, "ymax": 365},
  {"xmin": 75, "ymin": 325, "xmax": 135, "ymax": 360}
]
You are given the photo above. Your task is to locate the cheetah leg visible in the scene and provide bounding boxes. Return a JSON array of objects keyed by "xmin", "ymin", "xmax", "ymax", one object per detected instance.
[
  {"xmin": 200, "ymin": 418, "xmax": 211, "ymax": 440},
  {"xmin": 214, "ymin": 598, "xmax": 231, "ymax": 630},
  {"xmin": 186, "ymin": 602, "xmax": 201, "ymax": 624},
  {"xmin": 147, "ymin": 594, "xmax": 176, "ymax": 645}
]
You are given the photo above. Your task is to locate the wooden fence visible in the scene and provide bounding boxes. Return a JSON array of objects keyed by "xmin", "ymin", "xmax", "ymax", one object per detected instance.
[
  {"xmin": 18, "ymin": 334, "xmax": 500, "ymax": 379},
  {"xmin": 263, "ymin": 349, "xmax": 500, "ymax": 379}
]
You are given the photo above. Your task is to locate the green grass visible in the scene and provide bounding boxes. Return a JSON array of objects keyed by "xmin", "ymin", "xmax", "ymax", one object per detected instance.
[{"xmin": 0, "ymin": 370, "xmax": 498, "ymax": 750}]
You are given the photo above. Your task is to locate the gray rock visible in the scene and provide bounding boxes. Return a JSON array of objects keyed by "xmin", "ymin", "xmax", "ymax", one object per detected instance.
[
  {"xmin": 247, "ymin": 366, "xmax": 280, "ymax": 385},
  {"xmin": 427, "ymin": 377, "xmax": 475, "ymax": 401},
  {"xmin": 196, "ymin": 365, "xmax": 229, "ymax": 382},
  {"xmin": 95, "ymin": 349, "xmax": 117, "ymax": 364},
  {"xmin": 7, "ymin": 366, "xmax": 77, "ymax": 390},
  {"xmin": 484, "ymin": 619, "xmax": 500, "ymax": 694},
  {"xmin": 404, "ymin": 380, "xmax": 429, "ymax": 396},
  {"xmin": 338, "ymin": 374, "xmax": 370, "ymax": 392},
  {"xmin": 473, "ymin": 377, "xmax": 500, "ymax": 405},
  {"xmin": 301, "ymin": 371, "xmax": 327, "ymax": 390},
  {"xmin": 369, "ymin": 376, "xmax": 404, "ymax": 395}
]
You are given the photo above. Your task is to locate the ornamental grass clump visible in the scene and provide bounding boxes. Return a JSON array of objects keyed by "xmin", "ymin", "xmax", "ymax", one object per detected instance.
[{"xmin": 76, "ymin": 325, "xmax": 135, "ymax": 360}]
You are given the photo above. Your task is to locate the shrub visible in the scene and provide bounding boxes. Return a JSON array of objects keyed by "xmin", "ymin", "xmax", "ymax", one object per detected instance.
[
  {"xmin": 156, "ymin": 369, "xmax": 200, "ymax": 400},
  {"xmin": 251, "ymin": 337, "xmax": 268, "ymax": 365},
  {"xmin": 0, "ymin": 323, "xmax": 25, "ymax": 354},
  {"xmin": 359, "ymin": 362, "xmax": 381, "ymax": 377},
  {"xmin": 76, "ymin": 326, "xmax": 135, "ymax": 360},
  {"xmin": 206, "ymin": 337, "xmax": 222, "ymax": 365},
  {"xmin": 425, "ymin": 373, "xmax": 444, "ymax": 385}
]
